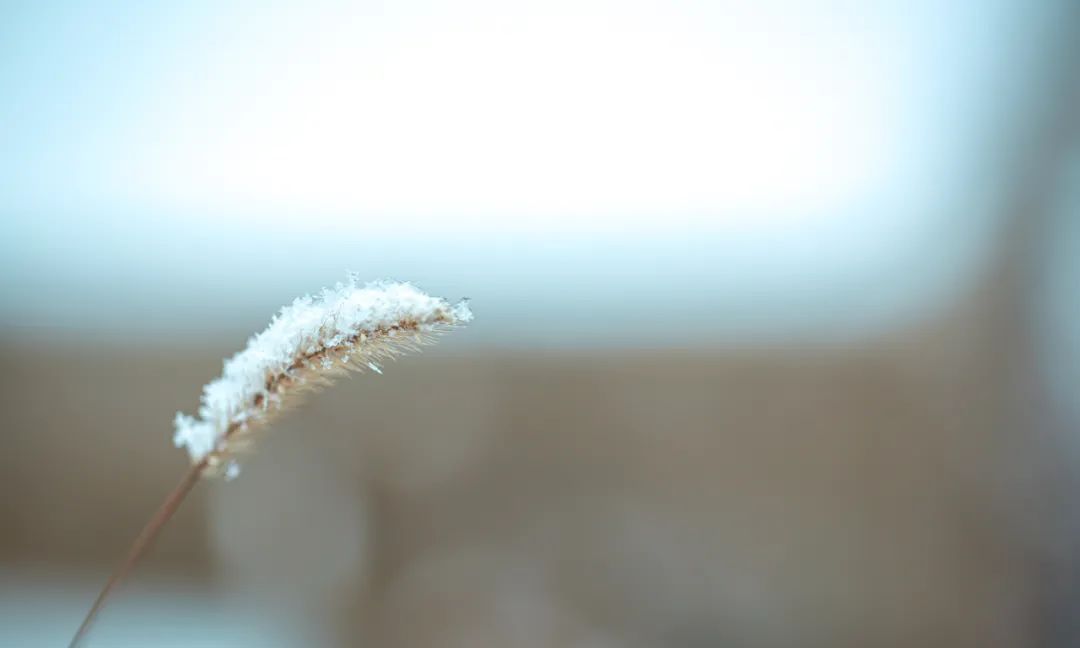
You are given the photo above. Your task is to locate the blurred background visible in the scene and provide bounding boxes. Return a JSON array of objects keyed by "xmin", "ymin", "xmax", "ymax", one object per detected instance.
[{"xmin": 2, "ymin": 0, "xmax": 1080, "ymax": 645}]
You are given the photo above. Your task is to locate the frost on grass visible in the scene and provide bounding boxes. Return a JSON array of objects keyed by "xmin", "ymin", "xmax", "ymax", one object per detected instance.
[{"xmin": 172, "ymin": 276, "xmax": 472, "ymax": 476}]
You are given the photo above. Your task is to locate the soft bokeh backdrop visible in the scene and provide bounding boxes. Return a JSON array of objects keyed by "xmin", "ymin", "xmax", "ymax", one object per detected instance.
[{"xmin": 2, "ymin": 0, "xmax": 1079, "ymax": 646}]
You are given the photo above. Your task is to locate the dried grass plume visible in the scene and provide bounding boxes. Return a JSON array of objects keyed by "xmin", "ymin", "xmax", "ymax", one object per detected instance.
[
  {"xmin": 70, "ymin": 275, "xmax": 471, "ymax": 647},
  {"xmin": 173, "ymin": 275, "xmax": 472, "ymax": 478}
]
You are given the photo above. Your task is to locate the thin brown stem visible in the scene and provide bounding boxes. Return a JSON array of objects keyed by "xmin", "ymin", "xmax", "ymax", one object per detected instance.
[{"xmin": 69, "ymin": 458, "xmax": 209, "ymax": 648}]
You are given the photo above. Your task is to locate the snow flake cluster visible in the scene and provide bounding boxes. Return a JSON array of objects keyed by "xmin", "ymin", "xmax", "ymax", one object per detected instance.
[{"xmin": 173, "ymin": 276, "xmax": 472, "ymax": 468}]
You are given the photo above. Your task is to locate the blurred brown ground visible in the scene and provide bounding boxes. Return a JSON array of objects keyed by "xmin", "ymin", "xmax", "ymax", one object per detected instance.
[{"xmin": 0, "ymin": 272, "xmax": 1065, "ymax": 648}]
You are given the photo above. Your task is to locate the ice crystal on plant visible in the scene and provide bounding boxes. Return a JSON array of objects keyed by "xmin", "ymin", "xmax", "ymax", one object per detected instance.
[{"xmin": 172, "ymin": 276, "xmax": 471, "ymax": 476}]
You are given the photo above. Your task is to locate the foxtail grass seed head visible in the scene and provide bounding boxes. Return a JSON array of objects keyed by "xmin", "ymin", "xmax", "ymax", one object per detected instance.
[{"xmin": 172, "ymin": 276, "xmax": 472, "ymax": 478}]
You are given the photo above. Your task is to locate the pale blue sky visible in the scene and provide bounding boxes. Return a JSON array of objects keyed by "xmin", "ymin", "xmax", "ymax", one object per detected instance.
[{"xmin": 0, "ymin": 0, "xmax": 1071, "ymax": 346}]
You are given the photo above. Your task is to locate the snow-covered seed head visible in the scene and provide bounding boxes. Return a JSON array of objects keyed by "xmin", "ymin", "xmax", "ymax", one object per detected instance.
[{"xmin": 172, "ymin": 276, "xmax": 472, "ymax": 477}]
